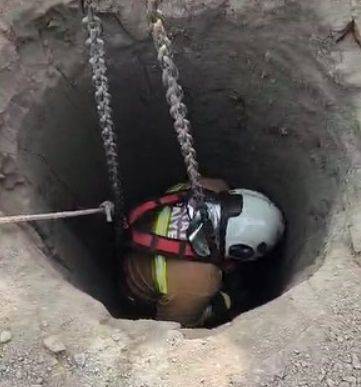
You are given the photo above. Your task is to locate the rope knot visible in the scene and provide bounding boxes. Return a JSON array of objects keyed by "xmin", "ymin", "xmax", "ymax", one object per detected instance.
[{"xmin": 100, "ymin": 201, "xmax": 114, "ymax": 222}]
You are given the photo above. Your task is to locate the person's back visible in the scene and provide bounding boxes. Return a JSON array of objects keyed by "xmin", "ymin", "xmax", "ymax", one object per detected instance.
[{"xmin": 122, "ymin": 177, "xmax": 229, "ymax": 328}]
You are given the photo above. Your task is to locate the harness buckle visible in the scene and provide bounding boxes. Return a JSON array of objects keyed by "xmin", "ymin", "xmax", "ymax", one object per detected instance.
[{"xmin": 187, "ymin": 216, "xmax": 211, "ymax": 257}]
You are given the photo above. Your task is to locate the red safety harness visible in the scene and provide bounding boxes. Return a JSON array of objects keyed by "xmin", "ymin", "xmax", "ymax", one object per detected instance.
[
  {"xmin": 128, "ymin": 191, "xmax": 237, "ymax": 271},
  {"xmin": 129, "ymin": 191, "xmax": 198, "ymax": 259}
]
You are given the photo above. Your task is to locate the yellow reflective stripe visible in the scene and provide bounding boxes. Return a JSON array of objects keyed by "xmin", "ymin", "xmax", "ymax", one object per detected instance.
[
  {"xmin": 166, "ymin": 182, "xmax": 191, "ymax": 193},
  {"xmin": 155, "ymin": 255, "xmax": 167, "ymax": 294},
  {"xmin": 220, "ymin": 292, "xmax": 232, "ymax": 310},
  {"xmin": 153, "ymin": 207, "xmax": 171, "ymax": 294}
]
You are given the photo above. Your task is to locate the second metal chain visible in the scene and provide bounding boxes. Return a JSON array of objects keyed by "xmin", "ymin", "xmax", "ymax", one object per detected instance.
[{"xmin": 149, "ymin": 8, "xmax": 219, "ymax": 257}]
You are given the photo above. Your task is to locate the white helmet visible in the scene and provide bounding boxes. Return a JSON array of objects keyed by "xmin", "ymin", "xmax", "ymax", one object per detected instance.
[{"xmin": 224, "ymin": 189, "xmax": 285, "ymax": 261}]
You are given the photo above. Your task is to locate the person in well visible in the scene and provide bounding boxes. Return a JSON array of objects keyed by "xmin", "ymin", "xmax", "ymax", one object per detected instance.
[{"xmin": 120, "ymin": 176, "xmax": 285, "ymax": 328}]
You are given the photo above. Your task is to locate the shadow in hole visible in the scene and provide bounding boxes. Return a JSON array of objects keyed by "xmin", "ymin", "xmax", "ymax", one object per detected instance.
[{"xmin": 201, "ymin": 238, "xmax": 287, "ymax": 329}]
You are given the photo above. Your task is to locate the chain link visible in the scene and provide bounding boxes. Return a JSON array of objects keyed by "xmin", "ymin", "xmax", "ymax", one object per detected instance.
[
  {"xmin": 82, "ymin": 5, "xmax": 127, "ymax": 240},
  {"xmin": 150, "ymin": 9, "xmax": 219, "ymax": 257}
]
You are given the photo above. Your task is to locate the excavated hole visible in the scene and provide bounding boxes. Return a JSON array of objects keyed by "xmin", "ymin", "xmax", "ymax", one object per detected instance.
[{"xmin": 14, "ymin": 10, "xmax": 350, "ymax": 326}]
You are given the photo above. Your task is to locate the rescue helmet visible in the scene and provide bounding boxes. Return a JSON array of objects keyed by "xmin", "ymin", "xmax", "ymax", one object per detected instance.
[{"xmin": 223, "ymin": 189, "xmax": 285, "ymax": 261}]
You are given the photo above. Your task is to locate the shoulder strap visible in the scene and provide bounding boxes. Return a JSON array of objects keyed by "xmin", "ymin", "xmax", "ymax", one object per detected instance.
[
  {"xmin": 131, "ymin": 230, "xmax": 196, "ymax": 258},
  {"xmin": 129, "ymin": 190, "xmax": 197, "ymax": 258},
  {"xmin": 129, "ymin": 192, "xmax": 187, "ymax": 226}
]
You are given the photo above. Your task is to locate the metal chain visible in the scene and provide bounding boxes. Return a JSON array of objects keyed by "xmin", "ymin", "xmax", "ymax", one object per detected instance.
[
  {"xmin": 82, "ymin": 5, "xmax": 127, "ymax": 241},
  {"xmin": 149, "ymin": 6, "xmax": 219, "ymax": 257},
  {"xmin": 152, "ymin": 20, "xmax": 202, "ymax": 198}
]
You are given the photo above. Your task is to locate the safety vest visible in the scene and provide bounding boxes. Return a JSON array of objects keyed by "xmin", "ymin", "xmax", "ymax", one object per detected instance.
[
  {"xmin": 129, "ymin": 183, "xmax": 235, "ymax": 294},
  {"xmin": 129, "ymin": 183, "xmax": 194, "ymax": 294}
]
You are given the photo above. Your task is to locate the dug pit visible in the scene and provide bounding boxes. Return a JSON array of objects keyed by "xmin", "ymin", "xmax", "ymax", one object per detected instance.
[{"xmin": 0, "ymin": 3, "xmax": 356, "ymax": 327}]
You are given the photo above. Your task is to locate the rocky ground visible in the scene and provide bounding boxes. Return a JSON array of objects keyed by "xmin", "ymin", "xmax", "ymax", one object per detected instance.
[
  {"xmin": 2, "ymin": 0, "xmax": 361, "ymax": 387},
  {"xmin": 2, "ymin": 212, "xmax": 361, "ymax": 387}
]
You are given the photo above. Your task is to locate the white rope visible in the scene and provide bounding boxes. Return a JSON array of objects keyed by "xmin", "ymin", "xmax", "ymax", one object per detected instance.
[{"xmin": 0, "ymin": 201, "xmax": 114, "ymax": 225}]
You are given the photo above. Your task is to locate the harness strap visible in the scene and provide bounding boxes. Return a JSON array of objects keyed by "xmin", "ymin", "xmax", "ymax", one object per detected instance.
[
  {"xmin": 131, "ymin": 231, "xmax": 195, "ymax": 257},
  {"xmin": 129, "ymin": 190, "xmax": 197, "ymax": 258},
  {"xmin": 129, "ymin": 193, "xmax": 186, "ymax": 225}
]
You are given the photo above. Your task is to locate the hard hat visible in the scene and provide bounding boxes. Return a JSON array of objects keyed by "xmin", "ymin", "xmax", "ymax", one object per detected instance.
[
  {"xmin": 186, "ymin": 188, "xmax": 285, "ymax": 262},
  {"xmin": 223, "ymin": 189, "xmax": 285, "ymax": 261}
]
